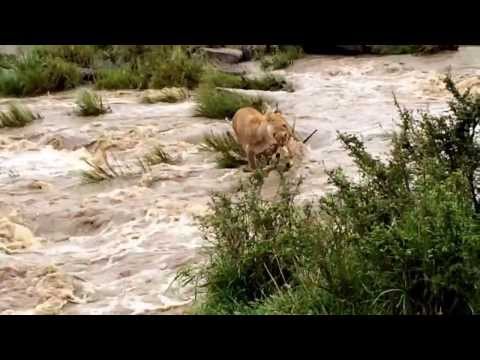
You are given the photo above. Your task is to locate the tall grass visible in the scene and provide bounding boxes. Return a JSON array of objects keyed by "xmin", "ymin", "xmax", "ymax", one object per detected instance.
[
  {"xmin": 95, "ymin": 67, "xmax": 145, "ymax": 90},
  {"xmin": 146, "ymin": 46, "xmax": 206, "ymax": 89},
  {"xmin": 194, "ymin": 85, "xmax": 269, "ymax": 119},
  {"xmin": 0, "ymin": 103, "xmax": 40, "ymax": 128},
  {"xmin": 0, "ymin": 53, "xmax": 81, "ymax": 97},
  {"xmin": 31, "ymin": 45, "xmax": 98, "ymax": 68}
]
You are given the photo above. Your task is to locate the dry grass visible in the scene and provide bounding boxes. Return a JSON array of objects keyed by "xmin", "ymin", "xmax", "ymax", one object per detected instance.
[
  {"xmin": 79, "ymin": 158, "xmax": 118, "ymax": 184},
  {"xmin": 141, "ymin": 87, "xmax": 189, "ymax": 104},
  {"xmin": 0, "ymin": 102, "xmax": 40, "ymax": 128},
  {"xmin": 143, "ymin": 145, "xmax": 175, "ymax": 166}
]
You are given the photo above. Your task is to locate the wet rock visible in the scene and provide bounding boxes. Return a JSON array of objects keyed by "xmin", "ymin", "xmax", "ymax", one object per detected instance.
[
  {"xmin": 80, "ymin": 68, "xmax": 96, "ymax": 83},
  {"xmin": 27, "ymin": 180, "xmax": 52, "ymax": 191},
  {"xmin": 200, "ymin": 47, "xmax": 243, "ymax": 64}
]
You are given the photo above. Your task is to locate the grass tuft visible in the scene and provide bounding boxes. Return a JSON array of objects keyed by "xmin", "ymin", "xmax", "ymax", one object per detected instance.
[
  {"xmin": 143, "ymin": 145, "xmax": 175, "ymax": 166},
  {"xmin": 75, "ymin": 89, "xmax": 111, "ymax": 116},
  {"xmin": 201, "ymin": 132, "xmax": 247, "ymax": 168},
  {"xmin": 79, "ymin": 158, "xmax": 117, "ymax": 184},
  {"xmin": 141, "ymin": 87, "xmax": 189, "ymax": 104},
  {"xmin": 0, "ymin": 102, "xmax": 40, "ymax": 128}
]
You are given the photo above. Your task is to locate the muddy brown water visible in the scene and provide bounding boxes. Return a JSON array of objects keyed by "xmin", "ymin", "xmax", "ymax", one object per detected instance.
[{"xmin": 1, "ymin": 47, "xmax": 480, "ymax": 314}]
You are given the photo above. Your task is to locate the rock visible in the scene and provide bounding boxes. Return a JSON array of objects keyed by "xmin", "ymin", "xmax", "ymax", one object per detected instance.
[
  {"xmin": 27, "ymin": 180, "xmax": 52, "ymax": 191},
  {"xmin": 238, "ymin": 45, "xmax": 267, "ymax": 61},
  {"xmin": 79, "ymin": 68, "xmax": 96, "ymax": 83},
  {"xmin": 200, "ymin": 47, "xmax": 243, "ymax": 64}
]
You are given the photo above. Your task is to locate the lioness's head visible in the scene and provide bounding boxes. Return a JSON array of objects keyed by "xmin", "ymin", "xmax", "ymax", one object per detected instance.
[{"xmin": 266, "ymin": 110, "xmax": 292, "ymax": 147}]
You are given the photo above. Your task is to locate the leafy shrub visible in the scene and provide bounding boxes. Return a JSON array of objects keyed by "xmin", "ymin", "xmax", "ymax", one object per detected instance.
[{"xmin": 182, "ymin": 75, "xmax": 480, "ymax": 315}]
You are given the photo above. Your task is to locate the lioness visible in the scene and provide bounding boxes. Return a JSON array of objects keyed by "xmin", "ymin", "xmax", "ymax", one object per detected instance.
[{"xmin": 232, "ymin": 106, "xmax": 293, "ymax": 171}]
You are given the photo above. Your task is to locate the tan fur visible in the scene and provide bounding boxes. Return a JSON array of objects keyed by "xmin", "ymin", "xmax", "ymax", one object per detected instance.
[{"xmin": 232, "ymin": 107, "xmax": 293, "ymax": 171}]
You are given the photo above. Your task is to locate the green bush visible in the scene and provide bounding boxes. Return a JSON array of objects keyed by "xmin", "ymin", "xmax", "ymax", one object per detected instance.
[
  {"xmin": 146, "ymin": 46, "xmax": 206, "ymax": 89},
  {"xmin": 0, "ymin": 53, "xmax": 81, "ymax": 97},
  {"xmin": 182, "ymin": 75, "xmax": 480, "ymax": 315},
  {"xmin": 95, "ymin": 67, "xmax": 145, "ymax": 90},
  {"xmin": 261, "ymin": 46, "xmax": 303, "ymax": 70},
  {"xmin": 0, "ymin": 54, "xmax": 17, "ymax": 70},
  {"xmin": 194, "ymin": 85, "xmax": 268, "ymax": 119}
]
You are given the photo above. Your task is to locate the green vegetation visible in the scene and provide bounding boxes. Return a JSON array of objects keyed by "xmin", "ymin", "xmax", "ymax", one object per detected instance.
[
  {"xmin": 201, "ymin": 68, "xmax": 293, "ymax": 92},
  {"xmin": 367, "ymin": 45, "xmax": 459, "ymax": 55},
  {"xmin": 31, "ymin": 45, "xmax": 98, "ymax": 68},
  {"xmin": 180, "ymin": 75, "xmax": 480, "ymax": 315},
  {"xmin": 146, "ymin": 46, "xmax": 206, "ymax": 89},
  {"xmin": 0, "ymin": 102, "xmax": 40, "ymax": 128},
  {"xmin": 0, "ymin": 53, "xmax": 82, "ymax": 97},
  {"xmin": 201, "ymin": 132, "xmax": 247, "ymax": 168},
  {"xmin": 75, "ymin": 89, "xmax": 110, "ymax": 116},
  {"xmin": 95, "ymin": 67, "xmax": 145, "ymax": 90},
  {"xmin": 194, "ymin": 85, "xmax": 269, "ymax": 119},
  {"xmin": 141, "ymin": 87, "xmax": 189, "ymax": 104},
  {"xmin": 261, "ymin": 46, "xmax": 304, "ymax": 70}
]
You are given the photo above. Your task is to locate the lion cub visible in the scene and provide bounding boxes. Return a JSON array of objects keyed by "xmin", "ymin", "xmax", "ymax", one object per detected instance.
[{"xmin": 232, "ymin": 107, "xmax": 293, "ymax": 171}]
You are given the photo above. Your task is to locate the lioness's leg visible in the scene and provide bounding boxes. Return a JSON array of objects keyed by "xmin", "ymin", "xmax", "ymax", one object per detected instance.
[{"xmin": 246, "ymin": 151, "xmax": 257, "ymax": 172}]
